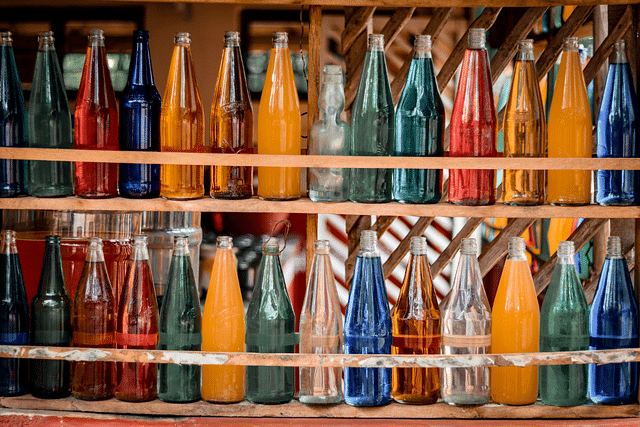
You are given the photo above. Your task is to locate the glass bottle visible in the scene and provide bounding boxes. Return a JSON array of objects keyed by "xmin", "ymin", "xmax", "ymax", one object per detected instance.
[
  {"xmin": 245, "ymin": 237, "xmax": 297, "ymax": 404},
  {"xmin": 119, "ymin": 30, "xmax": 161, "ymax": 199},
  {"xmin": 116, "ymin": 234, "xmax": 159, "ymax": 402},
  {"xmin": 160, "ymin": 32, "xmax": 207, "ymax": 200},
  {"xmin": 391, "ymin": 236, "xmax": 440, "ymax": 404},
  {"xmin": 448, "ymin": 28, "xmax": 498, "ymax": 206},
  {"xmin": 0, "ymin": 230, "xmax": 29, "ymax": 396},
  {"xmin": 547, "ymin": 37, "xmax": 592, "ymax": 205},
  {"xmin": 502, "ymin": 39, "xmax": 547, "ymax": 206},
  {"xmin": 71, "ymin": 237, "xmax": 116, "ymax": 400},
  {"xmin": 28, "ymin": 31, "xmax": 73, "ymax": 198},
  {"xmin": 299, "ymin": 239, "xmax": 343, "ymax": 405},
  {"xmin": 0, "ymin": 32, "xmax": 28, "ymax": 198},
  {"xmin": 74, "ymin": 29, "xmax": 119, "ymax": 198},
  {"xmin": 349, "ymin": 34, "xmax": 394, "ymax": 203},
  {"xmin": 589, "ymin": 236, "xmax": 638, "ymax": 404},
  {"xmin": 596, "ymin": 40, "xmax": 638, "ymax": 206},
  {"xmin": 30, "ymin": 235, "xmax": 71, "ymax": 398},
  {"xmin": 539, "ymin": 240, "xmax": 588, "ymax": 406},
  {"xmin": 344, "ymin": 230, "xmax": 392, "ymax": 406},
  {"xmin": 257, "ymin": 32, "xmax": 301, "ymax": 201},
  {"xmin": 202, "ymin": 236, "xmax": 245, "ymax": 403},
  {"xmin": 393, "ymin": 35, "xmax": 444, "ymax": 204},
  {"xmin": 211, "ymin": 31, "xmax": 253, "ymax": 199},
  {"xmin": 491, "ymin": 236, "xmax": 539, "ymax": 405},
  {"xmin": 441, "ymin": 238, "xmax": 491, "ymax": 406},
  {"xmin": 308, "ymin": 65, "xmax": 350, "ymax": 202},
  {"xmin": 158, "ymin": 235, "xmax": 202, "ymax": 403}
]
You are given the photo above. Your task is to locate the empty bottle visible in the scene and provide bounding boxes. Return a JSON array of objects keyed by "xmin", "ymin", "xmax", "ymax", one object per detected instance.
[
  {"xmin": 539, "ymin": 240, "xmax": 588, "ymax": 406},
  {"xmin": 119, "ymin": 30, "xmax": 161, "ymax": 198},
  {"xmin": 0, "ymin": 230, "xmax": 29, "ymax": 396},
  {"xmin": 309, "ymin": 65, "xmax": 350, "ymax": 202},
  {"xmin": 393, "ymin": 35, "xmax": 444, "ymax": 204},
  {"xmin": 74, "ymin": 29, "xmax": 119, "ymax": 198},
  {"xmin": 441, "ymin": 238, "xmax": 491, "ymax": 406},
  {"xmin": 596, "ymin": 40, "xmax": 638, "ymax": 206},
  {"xmin": 589, "ymin": 236, "xmax": 638, "ymax": 404},
  {"xmin": 28, "ymin": 31, "xmax": 73, "ymax": 198},
  {"xmin": 391, "ymin": 236, "xmax": 440, "ymax": 404},
  {"xmin": 30, "ymin": 235, "xmax": 72, "ymax": 398},
  {"xmin": 448, "ymin": 28, "xmax": 498, "ymax": 206},
  {"xmin": 71, "ymin": 237, "xmax": 116, "ymax": 400},
  {"xmin": 349, "ymin": 34, "xmax": 394, "ymax": 203},
  {"xmin": 502, "ymin": 39, "xmax": 546, "ymax": 206},
  {"xmin": 344, "ymin": 230, "xmax": 392, "ymax": 406},
  {"xmin": 211, "ymin": 31, "xmax": 253, "ymax": 199},
  {"xmin": 299, "ymin": 239, "xmax": 343, "ymax": 405},
  {"xmin": 158, "ymin": 235, "xmax": 202, "ymax": 403},
  {"xmin": 0, "ymin": 32, "xmax": 28, "ymax": 198}
]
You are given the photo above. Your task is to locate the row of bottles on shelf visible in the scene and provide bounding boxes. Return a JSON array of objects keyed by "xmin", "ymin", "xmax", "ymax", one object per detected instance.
[{"xmin": 1, "ymin": 226, "xmax": 637, "ymax": 406}]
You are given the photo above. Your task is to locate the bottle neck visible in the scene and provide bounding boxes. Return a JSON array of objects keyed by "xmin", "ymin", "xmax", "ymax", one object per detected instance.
[
  {"xmin": 38, "ymin": 31, "xmax": 55, "ymax": 51},
  {"xmin": 368, "ymin": 34, "xmax": 384, "ymax": 52},
  {"xmin": 128, "ymin": 32, "xmax": 155, "ymax": 86},
  {"xmin": 89, "ymin": 29, "xmax": 105, "ymax": 49},
  {"xmin": 314, "ymin": 239, "xmax": 330, "ymax": 255},
  {"xmin": 224, "ymin": 31, "xmax": 240, "ymax": 48},
  {"xmin": 173, "ymin": 236, "xmax": 190, "ymax": 256},
  {"xmin": 131, "ymin": 235, "xmax": 150, "ymax": 261},
  {"xmin": 516, "ymin": 39, "xmax": 535, "ymax": 62},
  {"xmin": 607, "ymin": 236, "xmax": 623, "ymax": 259},
  {"xmin": 1, "ymin": 32, "xmax": 12, "ymax": 48},
  {"xmin": 507, "ymin": 237, "xmax": 527, "ymax": 261},
  {"xmin": 86, "ymin": 237, "xmax": 105, "ymax": 263},
  {"xmin": 468, "ymin": 28, "xmax": 486, "ymax": 49},
  {"xmin": 272, "ymin": 32, "xmax": 288, "ymax": 49},
  {"xmin": 612, "ymin": 40, "xmax": 628, "ymax": 64},
  {"xmin": 413, "ymin": 35, "xmax": 432, "ymax": 59},
  {"xmin": 557, "ymin": 241, "xmax": 575, "ymax": 265},
  {"xmin": 0, "ymin": 230, "xmax": 17, "ymax": 256},
  {"xmin": 460, "ymin": 238, "xmax": 477, "ymax": 255},
  {"xmin": 217, "ymin": 236, "xmax": 233, "ymax": 251},
  {"xmin": 40, "ymin": 236, "xmax": 65, "ymax": 295},
  {"xmin": 359, "ymin": 230, "xmax": 379, "ymax": 257},
  {"xmin": 319, "ymin": 68, "xmax": 345, "ymax": 120}
]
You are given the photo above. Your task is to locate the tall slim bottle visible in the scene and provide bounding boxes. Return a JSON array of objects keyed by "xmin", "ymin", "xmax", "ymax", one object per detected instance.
[
  {"xmin": 211, "ymin": 31, "xmax": 253, "ymax": 199},
  {"xmin": 71, "ymin": 237, "xmax": 116, "ymax": 400},
  {"xmin": 589, "ymin": 236, "xmax": 638, "ymax": 404},
  {"xmin": 349, "ymin": 34, "xmax": 394, "ymax": 203},
  {"xmin": 391, "ymin": 236, "xmax": 440, "ymax": 404},
  {"xmin": 74, "ymin": 29, "xmax": 119, "ymax": 198},
  {"xmin": 0, "ymin": 32, "xmax": 28, "ymax": 197},
  {"xmin": 547, "ymin": 37, "xmax": 592, "ymax": 205},
  {"xmin": 502, "ymin": 39, "xmax": 546, "ymax": 206},
  {"xmin": 245, "ymin": 237, "xmax": 297, "ymax": 404},
  {"xmin": 539, "ymin": 240, "xmax": 588, "ymax": 406},
  {"xmin": 299, "ymin": 239, "xmax": 343, "ymax": 405},
  {"xmin": 30, "ymin": 235, "xmax": 71, "ymax": 398},
  {"xmin": 119, "ymin": 30, "xmax": 161, "ymax": 198},
  {"xmin": 161, "ymin": 33, "xmax": 207, "ymax": 200},
  {"xmin": 596, "ymin": 39, "xmax": 638, "ymax": 206},
  {"xmin": 0, "ymin": 230, "xmax": 29, "ymax": 396},
  {"xmin": 257, "ymin": 32, "xmax": 301, "ymax": 200},
  {"xmin": 308, "ymin": 65, "xmax": 350, "ymax": 202},
  {"xmin": 344, "ymin": 230, "xmax": 392, "ymax": 406},
  {"xmin": 28, "ymin": 31, "xmax": 73, "ymax": 197},
  {"xmin": 441, "ymin": 238, "xmax": 491, "ymax": 406},
  {"xmin": 491, "ymin": 236, "xmax": 539, "ymax": 405},
  {"xmin": 202, "ymin": 236, "xmax": 245, "ymax": 403},
  {"xmin": 158, "ymin": 235, "xmax": 202, "ymax": 403},
  {"xmin": 448, "ymin": 28, "xmax": 497, "ymax": 206},
  {"xmin": 393, "ymin": 35, "xmax": 444, "ymax": 204},
  {"xmin": 116, "ymin": 234, "xmax": 159, "ymax": 402}
]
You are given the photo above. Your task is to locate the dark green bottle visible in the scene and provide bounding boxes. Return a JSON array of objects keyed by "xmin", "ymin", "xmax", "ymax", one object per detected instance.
[
  {"xmin": 30, "ymin": 235, "xmax": 71, "ymax": 398},
  {"xmin": 245, "ymin": 237, "xmax": 297, "ymax": 404},
  {"xmin": 539, "ymin": 240, "xmax": 589, "ymax": 406},
  {"xmin": 158, "ymin": 235, "xmax": 201, "ymax": 403}
]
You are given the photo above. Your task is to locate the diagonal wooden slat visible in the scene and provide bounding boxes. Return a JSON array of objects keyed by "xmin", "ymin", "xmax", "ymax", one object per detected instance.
[
  {"xmin": 383, "ymin": 216, "xmax": 434, "ymax": 279},
  {"xmin": 478, "ymin": 218, "xmax": 536, "ymax": 276},
  {"xmin": 431, "ymin": 217, "xmax": 484, "ymax": 278},
  {"xmin": 346, "ymin": 215, "xmax": 371, "ymax": 288},
  {"xmin": 342, "ymin": 6, "xmax": 376, "ymax": 55},
  {"xmin": 345, "ymin": 215, "xmax": 398, "ymax": 285}
]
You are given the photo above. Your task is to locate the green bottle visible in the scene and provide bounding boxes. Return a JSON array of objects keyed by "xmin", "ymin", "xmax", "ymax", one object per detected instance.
[
  {"xmin": 158, "ymin": 235, "xmax": 202, "ymax": 403},
  {"xmin": 539, "ymin": 240, "xmax": 589, "ymax": 406}
]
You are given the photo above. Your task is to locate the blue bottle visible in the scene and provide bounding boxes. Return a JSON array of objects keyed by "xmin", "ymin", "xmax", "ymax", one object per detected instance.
[
  {"xmin": 589, "ymin": 236, "xmax": 638, "ymax": 404},
  {"xmin": 0, "ymin": 230, "xmax": 29, "ymax": 396},
  {"xmin": 119, "ymin": 30, "xmax": 161, "ymax": 198},
  {"xmin": 344, "ymin": 230, "xmax": 392, "ymax": 406},
  {"xmin": 0, "ymin": 32, "xmax": 28, "ymax": 197},
  {"xmin": 393, "ymin": 35, "xmax": 444, "ymax": 204},
  {"xmin": 596, "ymin": 39, "xmax": 638, "ymax": 206}
]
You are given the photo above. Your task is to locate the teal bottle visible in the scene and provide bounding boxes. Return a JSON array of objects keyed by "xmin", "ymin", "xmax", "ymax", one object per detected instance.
[
  {"xmin": 245, "ymin": 237, "xmax": 297, "ymax": 404},
  {"xmin": 539, "ymin": 240, "xmax": 588, "ymax": 406},
  {"xmin": 158, "ymin": 235, "xmax": 202, "ymax": 403},
  {"xmin": 349, "ymin": 34, "xmax": 394, "ymax": 203},
  {"xmin": 28, "ymin": 31, "xmax": 73, "ymax": 197},
  {"xmin": 393, "ymin": 35, "xmax": 444, "ymax": 204}
]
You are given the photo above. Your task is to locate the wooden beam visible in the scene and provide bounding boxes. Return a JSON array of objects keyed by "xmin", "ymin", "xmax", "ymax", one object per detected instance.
[
  {"xmin": 345, "ymin": 215, "xmax": 397, "ymax": 284},
  {"xmin": 341, "ymin": 6, "xmax": 376, "ymax": 55},
  {"xmin": 381, "ymin": 7, "xmax": 416, "ymax": 49},
  {"xmin": 382, "ymin": 216, "xmax": 434, "ymax": 278},
  {"xmin": 343, "ymin": 7, "xmax": 372, "ymax": 110},
  {"xmin": 478, "ymin": 218, "xmax": 536, "ymax": 276},
  {"xmin": 431, "ymin": 217, "xmax": 484, "ymax": 278},
  {"xmin": 345, "ymin": 215, "xmax": 371, "ymax": 287}
]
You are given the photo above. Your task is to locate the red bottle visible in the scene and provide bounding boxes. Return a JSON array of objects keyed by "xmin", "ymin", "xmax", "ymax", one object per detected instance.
[
  {"xmin": 74, "ymin": 29, "xmax": 119, "ymax": 198},
  {"xmin": 448, "ymin": 28, "xmax": 498, "ymax": 205},
  {"xmin": 115, "ymin": 234, "xmax": 159, "ymax": 402}
]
